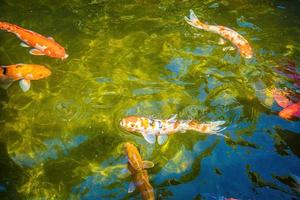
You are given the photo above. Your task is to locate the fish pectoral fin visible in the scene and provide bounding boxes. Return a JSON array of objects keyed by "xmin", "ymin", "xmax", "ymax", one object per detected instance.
[
  {"xmin": 143, "ymin": 161, "xmax": 154, "ymax": 169},
  {"xmin": 48, "ymin": 36, "xmax": 55, "ymax": 41},
  {"xmin": 218, "ymin": 38, "xmax": 226, "ymax": 45},
  {"xmin": 142, "ymin": 132, "xmax": 156, "ymax": 144},
  {"xmin": 128, "ymin": 182, "xmax": 136, "ymax": 193},
  {"xmin": 20, "ymin": 42, "xmax": 30, "ymax": 48},
  {"xmin": 19, "ymin": 79, "xmax": 31, "ymax": 92},
  {"xmin": 29, "ymin": 48, "xmax": 45, "ymax": 56},
  {"xmin": 157, "ymin": 135, "xmax": 168, "ymax": 145}
]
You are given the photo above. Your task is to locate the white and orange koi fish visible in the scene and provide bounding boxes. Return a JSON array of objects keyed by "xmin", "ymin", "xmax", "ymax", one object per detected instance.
[
  {"xmin": 0, "ymin": 21, "xmax": 68, "ymax": 59},
  {"xmin": 120, "ymin": 115, "xmax": 227, "ymax": 145},
  {"xmin": 185, "ymin": 9, "xmax": 253, "ymax": 59}
]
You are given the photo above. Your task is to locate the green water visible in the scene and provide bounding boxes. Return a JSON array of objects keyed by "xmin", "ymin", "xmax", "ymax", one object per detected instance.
[{"xmin": 0, "ymin": 0, "xmax": 300, "ymax": 199}]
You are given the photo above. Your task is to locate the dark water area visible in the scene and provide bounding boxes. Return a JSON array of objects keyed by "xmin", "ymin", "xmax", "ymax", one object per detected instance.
[{"xmin": 0, "ymin": 0, "xmax": 300, "ymax": 199}]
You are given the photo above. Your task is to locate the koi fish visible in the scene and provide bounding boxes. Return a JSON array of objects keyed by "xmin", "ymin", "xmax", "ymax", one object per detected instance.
[
  {"xmin": 279, "ymin": 102, "xmax": 300, "ymax": 120},
  {"xmin": 0, "ymin": 64, "xmax": 51, "ymax": 92},
  {"xmin": 120, "ymin": 115, "xmax": 227, "ymax": 145},
  {"xmin": 274, "ymin": 61, "xmax": 300, "ymax": 89},
  {"xmin": 0, "ymin": 21, "xmax": 68, "ymax": 59},
  {"xmin": 272, "ymin": 88, "xmax": 293, "ymax": 108},
  {"xmin": 272, "ymin": 88, "xmax": 300, "ymax": 120},
  {"xmin": 124, "ymin": 143, "xmax": 155, "ymax": 200},
  {"xmin": 185, "ymin": 9, "xmax": 253, "ymax": 59}
]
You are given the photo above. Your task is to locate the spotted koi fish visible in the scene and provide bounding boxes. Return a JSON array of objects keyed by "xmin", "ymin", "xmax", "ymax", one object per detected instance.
[
  {"xmin": 120, "ymin": 115, "xmax": 227, "ymax": 145},
  {"xmin": 185, "ymin": 9, "xmax": 253, "ymax": 59},
  {"xmin": 272, "ymin": 88, "xmax": 300, "ymax": 120},
  {"xmin": 124, "ymin": 143, "xmax": 155, "ymax": 200},
  {"xmin": 0, "ymin": 21, "xmax": 68, "ymax": 59},
  {"xmin": 0, "ymin": 64, "xmax": 51, "ymax": 92}
]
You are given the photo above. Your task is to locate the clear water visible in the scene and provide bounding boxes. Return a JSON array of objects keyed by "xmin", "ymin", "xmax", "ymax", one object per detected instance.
[{"xmin": 0, "ymin": 0, "xmax": 300, "ymax": 199}]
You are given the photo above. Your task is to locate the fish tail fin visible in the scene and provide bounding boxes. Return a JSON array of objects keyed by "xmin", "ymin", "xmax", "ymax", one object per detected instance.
[
  {"xmin": 189, "ymin": 120, "xmax": 228, "ymax": 138},
  {"xmin": 184, "ymin": 9, "xmax": 206, "ymax": 29}
]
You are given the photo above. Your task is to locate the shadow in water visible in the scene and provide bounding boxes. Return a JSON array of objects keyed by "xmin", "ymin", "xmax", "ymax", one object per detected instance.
[
  {"xmin": 274, "ymin": 127, "xmax": 300, "ymax": 157},
  {"xmin": 0, "ymin": 88, "xmax": 9, "ymax": 130},
  {"xmin": 0, "ymin": 141, "xmax": 26, "ymax": 200},
  {"xmin": 38, "ymin": 126, "xmax": 125, "ymax": 199},
  {"xmin": 155, "ymin": 140, "xmax": 220, "ymax": 199},
  {"xmin": 246, "ymin": 164, "xmax": 299, "ymax": 198}
]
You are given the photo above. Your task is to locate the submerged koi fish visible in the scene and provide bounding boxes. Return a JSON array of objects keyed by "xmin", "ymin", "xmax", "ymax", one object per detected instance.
[
  {"xmin": 272, "ymin": 88, "xmax": 300, "ymax": 120},
  {"xmin": 0, "ymin": 21, "xmax": 68, "ymax": 59},
  {"xmin": 124, "ymin": 143, "xmax": 155, "ymax": 200},
  {"xmin": 279, "ymin": 102, "xmax": 300, "ymax": 120},
  {"xmin": 120, "ymin": 115, "xmax": 227, "ymax": 145},
  {"xmin": 185, "ymin": 9, "xmax": 253, "ymax": 59},
  {"xmin": 0, "ymin": 64, "xmax": 51, "ymax": 92},
  {"xmin": 274, "ymin": 61, "xmax": 300, "ymax": 89},
  {"xmin": 272, "ymin": 88, "xmax": 293, "ymax": 108}
]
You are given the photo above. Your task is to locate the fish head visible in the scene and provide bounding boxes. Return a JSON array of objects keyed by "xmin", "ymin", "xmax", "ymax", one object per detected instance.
[
  {"xmin": 44, "ymin": 45, "xmax": 68, "ymax": 59},
  {"xmin": 124, "ymin": 142, "xmax": 135, "ymax": 156},
  {"xmin": 124, "ymin": 142, "xmax": 143, "ymax": 171},
  {"xmin": 24, "ymin": 65, "xmax": 52, "ymax": 80},
  {"xmin": 120, "ymin": 116, "xmax": 144, "ymax": 132},
  {"xmin": 279, "ymin": 103, "xmax": 300, "ymax": 120}
]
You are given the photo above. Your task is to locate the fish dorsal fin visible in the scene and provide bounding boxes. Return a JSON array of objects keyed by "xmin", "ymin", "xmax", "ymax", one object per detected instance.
[
  {"xmin": 143, "ymin": 161, "xmax": 154, "ymax": 169},
  {"xmin": 168, "ymin": 114, "xmax": 177, "ymax": 122},
  {"xmin": 188, "ymin": 9, "xmax": 199, "ymax": 22},
  {"xmin": 48, "ymin": 36, "xmax": 55, "ymax": 41},
  {"xmin": 128, "ymin": 182, "xmax": 136, "ymax": 193},
  {"xmin": 157, "ymin": 135, "xmax": 168, "ymax": 145},
  {"xmin": 19, "ymin": 79, "xmax": 31, "ymax": 92},
  {"xmin": 142, "ymin": 132, "xmax": 156, "ymax": 144},
  {"xmin": 20, "ymin": 42, "xmax": 30, "ymax": 48},
  {"xmin": 29, "ymin": 48, "xmax": 45, "ymax": 56}
]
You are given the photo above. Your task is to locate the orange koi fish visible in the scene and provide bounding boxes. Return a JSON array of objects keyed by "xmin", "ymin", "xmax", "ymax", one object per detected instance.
[
  {"xmin": 124, "ymin": 143, "xmax": 155, "ymax": 200},
  {"xmin": 185, "ymin": 10, "xmax": 253, "ymax": 59},
  {"xmin": 0, "ymin": 22, "xmax": 68, "ymax": 59},
  {"xmin": 120, "ymin": 115, "xmax": 227, "ymax": 145},
  {"xmin": 0, "ymin": 64, "xmax": 51, "ymax": 92},
  {"xmin": 279, "ymin": 102, "xmax": 300, "ymax": 120},
  {"xmin": 272, "ymin": 88, "xmax": 300, "ymax": 120}
]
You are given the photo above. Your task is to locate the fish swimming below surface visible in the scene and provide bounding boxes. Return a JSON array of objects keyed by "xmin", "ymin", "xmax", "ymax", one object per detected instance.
[
  {"xmin": 274, "ymin": 60, "xmax": 300, "ymax": 88},
  {"xmin": 120, "ymin": 115, "xmax": 227, "ymax": 145},
  {"xmin": 0, "ymin": 21, "xmax": 68, "ymax": 59},
  {"xmin": 272, "ymin": 88, "xmax": 294, "ymax": 108},
  {"xmin": 272, "ymin": 88, "xmax": 300, "ymax": 120},
  {"xmin": 185, "ymin": 9, "xmax": 253, "ymax": 59},
  {"xmin": 0, "ymin": 64, "xmax": 51, "ymax": 92},
  {"xmin": 279, "ymin": 102, "xmax": 300, "ymax": 120},
  {"xmin": 124, "ymin": 143, "xmax": 155, "ymax": 200}
]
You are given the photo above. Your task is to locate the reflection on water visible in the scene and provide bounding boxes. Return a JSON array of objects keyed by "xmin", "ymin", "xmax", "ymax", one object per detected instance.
[{"xmin": 0, "ymin": 0, "xmax": 300, "ymax": 199}]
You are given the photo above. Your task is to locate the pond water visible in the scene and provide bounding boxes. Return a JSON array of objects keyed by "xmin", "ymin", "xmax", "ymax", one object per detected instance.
[{"xmin": 0, "ymin": 0, "xmax": 300, "ymax": 199}]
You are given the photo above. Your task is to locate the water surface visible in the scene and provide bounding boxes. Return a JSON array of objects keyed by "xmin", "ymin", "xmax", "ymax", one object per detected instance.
[{"xmin": 0, "ymin": 0, "xmax": 300, "ymax": 199}]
